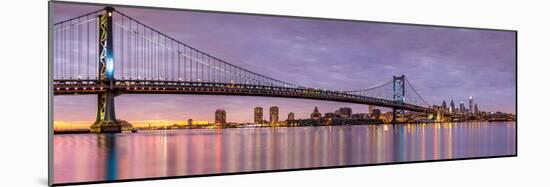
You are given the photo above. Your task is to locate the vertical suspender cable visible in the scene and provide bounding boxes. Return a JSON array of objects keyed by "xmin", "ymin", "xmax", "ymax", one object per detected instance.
[
  {"xmin": 69, "ymin": 20, "xmax": 73, "ymax": 79},
  {"xmin": 165, "ymin": 37, "xmax": 168, "ymax": 80},
  {"xmin": 185, "ymin": 46, "xmax": 187, "ymax": 82},
  {"xmin": 77, "ymin": 18, "xmax": 81, "ymax": 79},
  {"xmin": 120, "ymin": 16, "xmax": 124, "ymax": 79},
  {"xmin": 179, "ymin": 44, "xmax": 182, "ymax": 81},
  {"xmin": 86, "ymin": 16, "xmax": 90, "ymax": 79}
]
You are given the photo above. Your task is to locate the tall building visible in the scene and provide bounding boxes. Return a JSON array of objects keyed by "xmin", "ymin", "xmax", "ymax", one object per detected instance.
[
  {"xmin": 254, "ymin": 107, "xmax": 263, "ymax": 124},
  {"xmin": 287, "ymin": 112, "xmax": 295, "ymax": 121},
  {"xmin": 474, "ymin": 104, "xmax": 479, "ymax": 114},
  {"xmin": 311, "ymin": 106, "xmax": 322, "ymax": 120},
  {"xmin": 215, "ymin": 109, "xmax": 226, "ymax": 125},
  {"xmin": 469, "ymin": 96, "xmax": 474, "ymax": 114},
  {"xmin": 368, "ymin": 105, "xmax": 375, "ymax": 114},
  {"xmin": 336, "ymin": 107, "xmax": 352, "ymax": 118},
  {"xmin": 459, "ymin": 101, "xmax": 465, "ymax": 113},
  {"xmin": 188, "ymin": 118, "xmax": 193, "ymax": 126},
  {"xmin": 450, "ymin": 99, "xmax": 455, "ymax": 113},
  {"xmin": 442, "ymin": 100, "xmax": 447, "ymax": 110},
  {"xmin": 269, "ymin": 106, "xmax": 279, "ymax": 124}
]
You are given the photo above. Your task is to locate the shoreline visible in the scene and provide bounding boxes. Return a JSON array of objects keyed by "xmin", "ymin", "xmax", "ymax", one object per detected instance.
[{"xmin": 53, "ymin": 120, "xmax": 516, "ymax": 135}]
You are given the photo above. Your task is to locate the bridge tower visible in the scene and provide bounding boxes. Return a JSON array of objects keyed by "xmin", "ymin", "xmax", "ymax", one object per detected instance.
[
  {"xmin": 392, "ymin": 75, "xmax": 405, "ymax": 123},
  {"xmin": 91, "ymin": 7, "xmax": 121, "ymax": 133}
]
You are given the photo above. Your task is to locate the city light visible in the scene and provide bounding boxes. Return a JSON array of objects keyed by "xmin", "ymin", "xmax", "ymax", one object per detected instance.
[{"xmin": 106, "ymin": 56, "xmax": 114, "ymax": 79}]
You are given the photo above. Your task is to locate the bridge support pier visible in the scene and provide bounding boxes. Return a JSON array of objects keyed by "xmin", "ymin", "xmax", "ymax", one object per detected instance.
[
  {"xmin": 91, "ymin": 89, "xmax": 121, "ymax": 133},
  {"xmin": 90, "ymin": 7, "xmax": 121, "ymax": 133},
  {"xmin": 391, "ymin": 108, "xmax": 404, "ymax": 124}
]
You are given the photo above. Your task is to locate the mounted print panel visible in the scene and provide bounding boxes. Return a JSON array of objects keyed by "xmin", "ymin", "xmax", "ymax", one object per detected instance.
[{"xmin": 49, "ymin": 1, "xmax": 517, "ymax": 186}]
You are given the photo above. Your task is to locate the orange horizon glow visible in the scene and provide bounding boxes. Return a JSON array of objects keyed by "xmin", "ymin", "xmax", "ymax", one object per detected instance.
[{"xmin": 54, "ymin": 120, "xmax": 211, "ymax": 130}]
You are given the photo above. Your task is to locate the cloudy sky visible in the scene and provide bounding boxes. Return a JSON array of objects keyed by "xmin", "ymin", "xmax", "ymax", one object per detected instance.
[{"xmin": 53, "ymin": 3, "xmax": 516, "ymax": 123}]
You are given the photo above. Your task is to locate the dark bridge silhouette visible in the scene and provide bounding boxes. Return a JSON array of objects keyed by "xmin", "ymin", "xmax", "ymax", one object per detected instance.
[{"xmin": 52, "ymin": 7, "xmax": 435, "ymax": 133}]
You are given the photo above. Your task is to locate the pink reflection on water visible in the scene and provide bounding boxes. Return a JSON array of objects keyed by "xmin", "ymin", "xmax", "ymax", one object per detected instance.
[{"xmin": 53, "ymin": 122, "xmax": 516, "ymax": 184}]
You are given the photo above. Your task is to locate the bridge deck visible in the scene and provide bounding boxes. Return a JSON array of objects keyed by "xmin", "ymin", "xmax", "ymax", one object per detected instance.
[{"xmin": 53, "ymin": 79, "xmax": 434, "ymax": 113}]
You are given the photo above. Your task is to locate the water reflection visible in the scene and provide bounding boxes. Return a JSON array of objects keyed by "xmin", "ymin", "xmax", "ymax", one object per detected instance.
[{"xmin": 54, "ymin": 122, "xmax": 516, "ymax": 184}]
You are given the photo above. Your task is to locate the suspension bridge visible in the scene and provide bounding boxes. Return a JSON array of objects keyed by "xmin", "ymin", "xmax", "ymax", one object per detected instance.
[{"xmin": 52, "ymin": 7, "xmax": 436, "ymax": 133}]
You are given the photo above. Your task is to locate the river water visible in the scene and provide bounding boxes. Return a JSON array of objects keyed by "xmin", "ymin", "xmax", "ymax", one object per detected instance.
[{"xmin": 53, "ymin": 122, "xmax": 516, "ymax": 184}]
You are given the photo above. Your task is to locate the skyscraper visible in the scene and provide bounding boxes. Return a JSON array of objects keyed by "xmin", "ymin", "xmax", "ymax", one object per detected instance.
[
  {"xmin": 459, "ymin": 101, "xmax": 465, "ymax": 113},
  {"xmin": 474, "ymin": 104, "xmax": 479, "ymax": 114},
  {"xmin": 287, "ymin": 112, "xmax": 295, "ymax": 121},
  {"xmin": 188, "ymin": 118, "xmax": 193, "ymax": 126},
  {"xmin": 269, "ymin": 106, "xmax": 279, "ymax": 124},
  {"xmin": 311, "ymin": 106, "xmax": 322, "ymax": 120},
  {"xmin": 442, "ymin": 100, "xmax": 447, "ymax": 110},
  {"xmin": 215, "ymin": 109, "xmax": 226, "ymax": 125},
  {"xmin": 450, "ymin": 99, "xmax": 455, "ymax": 113},
  {"xmin": 254, "ymin": 107, "xmax": 263, "ymax": 124},
  {"xmin": 469, "ymin": 96, "xmax": 474, "ymax": 114}
]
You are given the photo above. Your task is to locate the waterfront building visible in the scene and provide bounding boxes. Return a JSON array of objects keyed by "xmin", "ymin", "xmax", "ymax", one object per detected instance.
[
  {"xmin": 215, "ymin": 109, "xmax": 226, "ymax": 125},
  {"xmin": 254, "ymin": 107, "xmax": 263, "ymax": 124},
  {"xmin": 311, "ymin": 106, "xmax": 322, "ymax": 120},
  {"xmin": 324, "ymin": 112, "xmax": 337, "ymax": 119},
  {"xmin": 352, "ymin": 113, "xmax": 369, "ymax": 119},
  {"xmin": 270, "ymin": 106, "xmax": 279, "ymax": 124},
  {"xmin": 187, "ymin": 118, "xmax": 193, "ymax": 126},
  {"xmin": 336, "ymin": 107, "xmax": 352, "ymax": 118},
  {"xmin": 288, "ymin": 112, "xmax": 295, "ymax": 121},
  {"xmin": 442, "ymin": 100, "xmax": 447, "ymax": 110},
  {"xmin": 459, "ymin": 101, "xmax": 465, "ymax": 114},
  {"xmin": 474, "ymin": 104, "xmax": 479, "ymax": 114}
]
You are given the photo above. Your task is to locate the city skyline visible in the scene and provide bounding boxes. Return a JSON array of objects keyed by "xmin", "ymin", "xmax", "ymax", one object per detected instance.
[
  {"xmin": 54, "ymin": 94, "xmax": 505, "ymax": 128},
  {"xmin": 53, "ymin": 3, "xmax": 516, "ymax": 125}
]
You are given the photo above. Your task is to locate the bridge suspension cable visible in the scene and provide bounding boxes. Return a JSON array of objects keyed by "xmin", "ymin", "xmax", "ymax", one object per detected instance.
[
  {"xmin": 110, "ymin": 9, "xmax": 301, "ymax": 88},
  {"xmin": 340, "ymin": 77, "xmax": 431, "ymax": 107},
  {"xmin": 53, "ymin": 8, "xmax": 302, "ymax": 89},
  {"xmin": 341, "ymin": 80, "xmax": 393, "ymax": 100},
  {"xmin": 404, "ymin": 77, "xmax": 430, "ymax": 107},
  {"xmin": 52, "ymin": 7, "xmax": 433, "ymax": 111},
  {"xmin": 53, "ymin": 9, "xmax": 102, "ymax": 80}
]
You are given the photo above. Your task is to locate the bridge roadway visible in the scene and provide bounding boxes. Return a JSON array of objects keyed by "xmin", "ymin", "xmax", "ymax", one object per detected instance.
[{"xmin": 53, "ymin": 79, "xmax": 435, "ymax": 113}]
